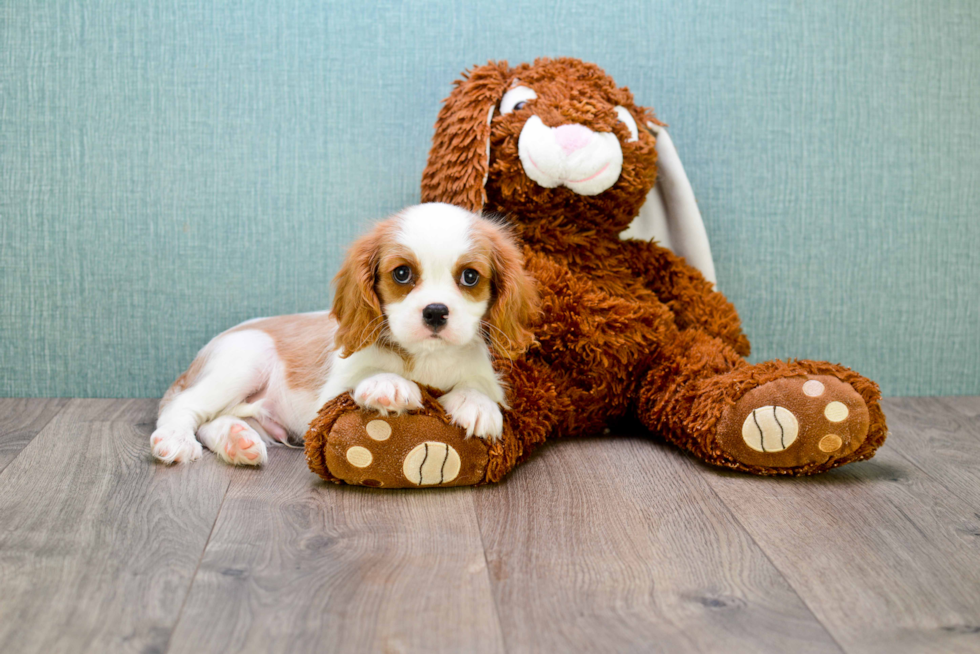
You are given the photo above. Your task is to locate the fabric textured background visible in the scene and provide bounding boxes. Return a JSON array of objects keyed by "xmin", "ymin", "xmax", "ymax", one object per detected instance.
[{"xmin": 1, "ymin": 0, "xmax": 978, "ymax": 398}]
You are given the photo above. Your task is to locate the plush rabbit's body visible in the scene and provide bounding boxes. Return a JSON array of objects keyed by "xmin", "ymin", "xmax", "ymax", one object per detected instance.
[{"xmin": 305, "ymin": 58, "xmax": 886, "ymax": 487}]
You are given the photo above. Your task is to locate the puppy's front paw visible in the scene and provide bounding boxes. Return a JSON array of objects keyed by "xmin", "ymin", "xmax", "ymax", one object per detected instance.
[
  {"xmin": 438, "ymin": 388, "xmax": 503, "ymax": 440},
  {"xmin": 354, "ymin": 373, "xmax": 423, "ymax": 415},
  {"xmin": 151, "ymin": 427, "xmax": 203, "ymax": 464}
]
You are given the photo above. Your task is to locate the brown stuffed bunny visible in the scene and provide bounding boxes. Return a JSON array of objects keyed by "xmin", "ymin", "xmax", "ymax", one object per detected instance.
[{"xmin": 306, "ymin": 58, "xmax": 887, "ymax": 487}]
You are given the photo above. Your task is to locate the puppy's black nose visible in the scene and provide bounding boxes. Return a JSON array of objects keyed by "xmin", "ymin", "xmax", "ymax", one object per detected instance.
[{"xmin": 422, "ymin": 303, "xmax": 449, "ymax": 330}]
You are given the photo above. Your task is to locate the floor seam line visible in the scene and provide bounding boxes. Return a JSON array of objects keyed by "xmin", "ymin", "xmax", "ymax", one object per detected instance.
[
  {"xmin": 888, "ymin": 440, "xmax": 980, "ymax": 513},
  {"xmin": 884, "ymin": 399, "xmax": 980, "ymax": 513},
  {"xmin": 162, "ymin": 469, "xmax": 235, "ymax": 654},
  {"xmin": 0, "ymin": 398, "xmax": 73, "ymax": 478},
  {"xmin": 471, "ymin": 491, "xmax": 510, "ymax": 654},
  {"xmin": 698, "ymin": 472, "xmax": 851, "ymax": 654}
]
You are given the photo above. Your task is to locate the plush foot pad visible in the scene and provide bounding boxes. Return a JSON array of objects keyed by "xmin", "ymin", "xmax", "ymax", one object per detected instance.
[
  {"xmin": 715, "ymin": 375, "xmax": 870, "ymax": 469},
  {"xmin": 320, "ymin": 412, "xmax": 489, "ymax": 488}
]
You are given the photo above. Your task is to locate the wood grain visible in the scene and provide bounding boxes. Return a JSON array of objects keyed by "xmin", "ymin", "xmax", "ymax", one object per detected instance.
[
  {"xmin": 704, "ymin": 417, "xmax": 980, "ymax": 653},
  {"xmin": 880, "ymin": 397, "xmax": 980, "ymax": 511},
  {"xmin": 0, "ymin": 398, "xmax": 68, "ymax": 473},
  {"xmin": 1, "ymin": 398, "xmax": 979, "ymax": 653},
  {"xmin": 0, "ymin": 399, "xmax": 234, "ymax": 654},
  {"xmin": 166, "ymin": 448, "xmax": 505, "ymax": 654},
  {"xmin": 474, "ymin": 435, "xmax": 843, "ymax": 654},
  {"xmin": 943, "ymin": 396, "xmax": 980, "ymax": 423}
]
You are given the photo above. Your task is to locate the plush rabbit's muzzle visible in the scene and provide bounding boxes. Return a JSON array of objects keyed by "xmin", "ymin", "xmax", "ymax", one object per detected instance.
[{"xmin": 517, "ymin": 116, "xmax": 624, "ymax": 196}]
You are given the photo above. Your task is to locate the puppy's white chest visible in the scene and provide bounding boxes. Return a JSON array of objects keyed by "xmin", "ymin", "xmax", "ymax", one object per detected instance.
[{"xmin": 409, "ymin": 349, "xmax": 475, "ymax": 391}]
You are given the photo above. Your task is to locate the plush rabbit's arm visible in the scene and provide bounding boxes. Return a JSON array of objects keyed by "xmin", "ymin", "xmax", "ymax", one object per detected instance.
[{"xmin": 619, "ymin": 237, "xmax": 749, "ymax": 357}]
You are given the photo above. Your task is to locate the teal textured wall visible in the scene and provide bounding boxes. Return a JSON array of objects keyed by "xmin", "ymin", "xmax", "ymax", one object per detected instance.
[{"xmin": 2, "ymin": 0, "xmax": 978, "ymax": 398}]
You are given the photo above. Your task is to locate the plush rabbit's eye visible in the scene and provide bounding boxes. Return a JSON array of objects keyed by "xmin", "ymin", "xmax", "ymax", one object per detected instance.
[
  {"xmin": 500, "ymin": 86, "xmax": 538, "ymax": 115},
  {"xmin": 614, "ymin": 106, "xmax": 639, "ymax": 143},
  {"xmin": 392, "ymin": 265, "xmax": 413, "ymax": 284}
]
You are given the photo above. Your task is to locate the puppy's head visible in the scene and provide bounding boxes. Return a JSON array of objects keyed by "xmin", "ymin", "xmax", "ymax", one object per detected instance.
[
  {"xmin": 421, "ymin": 58, "xmax": 661, "ymax": 234},
  {"xmin": 332, "ymin": 203, "xmax": 538, "ymax": 359}
]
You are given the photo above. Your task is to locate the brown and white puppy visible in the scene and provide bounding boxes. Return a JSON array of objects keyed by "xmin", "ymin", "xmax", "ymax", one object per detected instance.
[{"xmin": 151, "ymin": 203, "xmax": 537, "ymax": 465}]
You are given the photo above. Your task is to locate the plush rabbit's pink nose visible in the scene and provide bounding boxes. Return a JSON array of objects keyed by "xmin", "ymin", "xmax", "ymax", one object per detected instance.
[{"xmin": 554, "ymin": 124, "xmax": 593, "ymax": 155}]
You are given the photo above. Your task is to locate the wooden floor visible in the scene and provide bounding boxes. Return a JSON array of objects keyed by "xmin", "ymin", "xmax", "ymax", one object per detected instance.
[{"xmin": 1, "ymin": 398, "xmax": 979, "ymax": 653}]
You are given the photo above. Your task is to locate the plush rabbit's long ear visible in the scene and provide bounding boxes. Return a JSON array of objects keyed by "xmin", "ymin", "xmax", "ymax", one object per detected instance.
[
  {"xmin": 421, "ymin": 62, "xmax": 512, "ymax": 212},
  {"xmin": 621, "ymin": 125, "xmax": 718, "ymax": 286}
]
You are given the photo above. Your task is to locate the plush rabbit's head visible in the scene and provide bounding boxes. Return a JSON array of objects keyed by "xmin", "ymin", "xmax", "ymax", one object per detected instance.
[{"xmin": 422, "ymin": 58, "xmax": 663, "ymax": 235}]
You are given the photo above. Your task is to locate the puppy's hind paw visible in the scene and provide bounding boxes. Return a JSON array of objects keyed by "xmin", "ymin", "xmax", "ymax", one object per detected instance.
[
  {"xmin": 199, "ymin": 416, "xmax": 268, "ymax": 466},
  {"xmin": 151, "ymin": 427, "xmax": 203, "ymax": 464}
]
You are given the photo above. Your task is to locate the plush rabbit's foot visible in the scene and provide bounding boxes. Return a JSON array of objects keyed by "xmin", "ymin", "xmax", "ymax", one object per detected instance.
[
  {"xmin": 715, "ymin": 375, "xmax": 871, "ymax": 470},
  {"xmin": 305, "ymin": 397, "xmax": 491, "ymax": 488}
]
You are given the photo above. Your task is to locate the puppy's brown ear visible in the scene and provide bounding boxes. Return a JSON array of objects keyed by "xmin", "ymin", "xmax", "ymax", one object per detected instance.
[
  {"xmin": 332, "ymin": 226, "xmax": 384, "ymax": 357},
  {"xmin": 421, "ymin": 62, "xmax": 512, "ymax": 212},
  {"xmin": 483, "ymin": 221, "xmax": 539, "ymax": 360}
]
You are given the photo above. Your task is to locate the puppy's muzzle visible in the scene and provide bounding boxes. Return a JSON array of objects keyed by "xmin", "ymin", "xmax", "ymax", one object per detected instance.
[{"xmin": 422, "ymin": 303, "xmax": 449, "ymax": 331}]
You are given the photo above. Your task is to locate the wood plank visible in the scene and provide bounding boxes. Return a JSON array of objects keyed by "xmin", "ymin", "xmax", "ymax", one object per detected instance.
[
  {"xmin": 942, "ymin": 395, "xmax": 980, "ymax": 418},
  {"xmin": 474, "ymin": 435, "xmax": 843, "ymax": 654},
  {"xmin": 167, "ymin": 449, "xmax": 505, "ymax": 654},
  {"xmin": 0, "ymin": 398, "xmax": 69, "ymax": 473},
  {"xmin": 702, "ymin": 404, "xmax": 980, "ymax": 654},
  {"xmin": 943, "ymin": 395, "xmax": 980, "ymax": 423},
  {"xmin": 880, "ymin": 397, "xmax": 980, "ymax": 511},
  {"xmin": 0, "ymin": 399, "xmax": 234, "ymax": 654}
]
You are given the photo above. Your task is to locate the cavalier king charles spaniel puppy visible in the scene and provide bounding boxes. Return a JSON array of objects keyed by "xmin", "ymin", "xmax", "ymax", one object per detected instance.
[{"xmin": 151, "ymin": 203, "xmax": 538, "ymax": 465}]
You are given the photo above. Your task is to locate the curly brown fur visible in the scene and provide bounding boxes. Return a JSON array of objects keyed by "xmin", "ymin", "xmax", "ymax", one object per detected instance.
[
  {"xmin": 425, "ymin": 57, "xmax": 885, "ymax": 478},
  {"xmin": 309, "ymin": 57, "xmax": 887, "ymax": 484}
]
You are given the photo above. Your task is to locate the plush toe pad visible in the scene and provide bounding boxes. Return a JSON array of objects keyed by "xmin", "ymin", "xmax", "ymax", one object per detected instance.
[
  {"xmin": 741, "ymin": 406, "xmax": 799, "ymax": 452},
  {"xmin": 403, "ymin": 442, "xmax": 462, "ymax": 485},
  {"xmin": 322, "ymin": 411, "xmax": 488, "ymax": 488},
  {"xmin": 717, "ymin": 375, "xmax": 870, "ymax": 469}
]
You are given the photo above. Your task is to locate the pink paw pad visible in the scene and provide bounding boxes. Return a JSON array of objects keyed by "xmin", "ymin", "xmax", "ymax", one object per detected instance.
[{"xmin": 219, "ymin": 421, "xmax": 265, "ymax": 465}]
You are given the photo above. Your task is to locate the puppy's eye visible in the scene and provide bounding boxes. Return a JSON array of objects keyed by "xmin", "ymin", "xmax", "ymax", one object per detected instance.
[
  {"xmin": 614, "ymin": 106, "xmax": 639, "ymax": 143},
  {"xmin": 500, "ymin": 86, "xmax": 537, "ymax": 115},
  {"xmin": 392, "ymin": 265, "xmax": 413, "ymax": 284},
  {"xmin": 459, "ymin": 268, "xmax": 480, "ymax": 287}
]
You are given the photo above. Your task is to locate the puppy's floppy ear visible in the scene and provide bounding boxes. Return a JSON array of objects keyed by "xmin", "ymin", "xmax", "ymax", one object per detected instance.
[
  {"xmin": 421, "ymin": 62, "xmax": 512, "ymax": 213},
  {"xmin": 483, "ymin": 220, "xmax": 539, "ymax": 360},
  {"xmin": 332, "ymin": 225, "xmax": 384, "ymax": 357}
]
